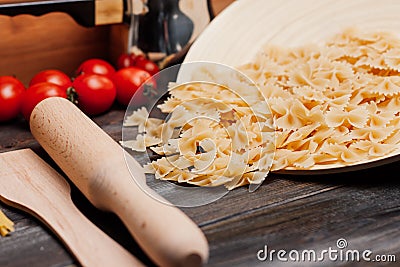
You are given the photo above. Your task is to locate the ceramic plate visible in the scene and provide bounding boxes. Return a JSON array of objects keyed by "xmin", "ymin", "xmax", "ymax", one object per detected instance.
[{"xmin": 183, "ymin": 0, "xmax": 400, "ymax": 174}]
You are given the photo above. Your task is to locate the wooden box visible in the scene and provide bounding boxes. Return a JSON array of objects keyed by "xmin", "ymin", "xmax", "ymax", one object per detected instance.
[{"xmin": 0, "ymin": 0, "xmax": 233, "ymax": 86}]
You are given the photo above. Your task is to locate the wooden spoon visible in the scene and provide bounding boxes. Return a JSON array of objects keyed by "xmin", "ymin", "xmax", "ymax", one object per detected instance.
[
  {"xmin": 29, "ymin": 97, "xmax": 209, "ymax": 267},
  {"xmin": 0, "ymin": 149, "xmax": 144, "ymax": 267}
]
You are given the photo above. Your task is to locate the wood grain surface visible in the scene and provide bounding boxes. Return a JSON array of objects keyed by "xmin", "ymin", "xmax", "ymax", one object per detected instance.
[
  {"xmin": 94, "ymin": 0, "xmax": 123, "ymax": 25},
  {"xmin": 0, "ymin": 106, "xmax": 399, "ymax": 267},
  {"xmin": 0, "ymin": 12, "xmax": 110, "ymax": 86}
]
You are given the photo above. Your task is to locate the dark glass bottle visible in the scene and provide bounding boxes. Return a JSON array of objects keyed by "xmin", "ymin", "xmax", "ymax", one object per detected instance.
[
  {"xmin": 138, "ymin": 0, "xmax": 194, "ymax": 55},
  {"xmin": 138, "ymin": 0, "xmax": 167, "ymax": 54},
  {"xmin": 164, "ymin": 0, "xmax": 194, "ymax": 54}
]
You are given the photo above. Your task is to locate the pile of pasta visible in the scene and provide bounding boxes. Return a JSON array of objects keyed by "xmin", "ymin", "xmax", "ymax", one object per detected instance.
[
  {"xmin": 123, "ymin": 72, "xmax": 276, "ymax": 190},
  {"xmin": 239, "ymin": 27, "xmax": 400, "ymax": 170},
  {"xmin": 123, "ymin": 27, "xmax": 400, "ymax": 190}
]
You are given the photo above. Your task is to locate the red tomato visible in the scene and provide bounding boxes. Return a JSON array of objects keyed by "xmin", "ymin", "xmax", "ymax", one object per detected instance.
[
  {"xmin": 116, "ymin": 53, "xmax": 160, "ymax": 76},
  {"xmin": 117, "ymin": 53, "xmax": 137, "ymax": 69},
  {"xmin": 76, "ymin": 59, "xmax": 116, "ymax": 79},
  {"xmin": 29, "ymin": 69, "xmax": 72, "ymax": 91},
  {"xmin": 71, "ymin": 74, "xmax": 116, "ymax": 115},
  {"xmin": 134, "ymin": 56, "xmax": 160, "ymax": 76},
  {"xmin": 0, "ymin": 76, "xmax": 25, "ymax": 122},
  {"xmin": 112, "ymin": 67, "xmax": 153, "ymax": 106},
  {"xmin": 21, "ymin": 82, "xmax": 67, "ymax": 121}
]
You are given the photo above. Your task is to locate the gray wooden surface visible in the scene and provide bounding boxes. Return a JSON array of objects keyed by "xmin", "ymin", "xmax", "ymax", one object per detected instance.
[{"xmin": 0, "ymin": 108, "xmax": 399, "ymax": 267}]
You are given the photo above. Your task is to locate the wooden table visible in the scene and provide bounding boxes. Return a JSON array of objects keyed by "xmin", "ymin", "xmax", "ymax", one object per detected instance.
[{"xmin": 0, "ymin": 107, "xmax": 399, "ymax": 267}]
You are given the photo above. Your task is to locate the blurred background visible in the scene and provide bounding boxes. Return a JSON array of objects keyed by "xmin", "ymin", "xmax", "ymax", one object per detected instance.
[{"xmin": 0, "ymin": 0, "xmax": 234, "ymax": 85}]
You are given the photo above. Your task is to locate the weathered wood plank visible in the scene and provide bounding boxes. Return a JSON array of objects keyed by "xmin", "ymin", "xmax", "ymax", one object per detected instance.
[
  {"xmin": 0, "ymin": 206, "xmax": 74, "ymax": 267},
  {"xmin": 190, "ymin": 166, "xmax": 400, "ymax": 267}
]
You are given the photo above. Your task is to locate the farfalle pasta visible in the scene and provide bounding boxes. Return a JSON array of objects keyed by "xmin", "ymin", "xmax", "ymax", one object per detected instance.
[
  {"xmin": 122, "ymin": 27, "xmax": 400, "ymax": 190},
  {"xmin": 123, "ymin": 79, "xmax": 275, "ymax": 190},
  {"xmin": 238, "ymin": 27, "xmax": 400, "ymax": 171}
]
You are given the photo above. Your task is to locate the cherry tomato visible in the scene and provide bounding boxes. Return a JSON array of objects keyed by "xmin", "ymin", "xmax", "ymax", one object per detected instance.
[
  {"xmin": 76, "ymin": 59, "xmax": 116, "ymax": 79},
  {"xmin": 21, "ymin": 82, "xmax": 67, "ymax": 121},
  {"xmin": 117, "ymin": 53, "xmax": 160, "ymax": 76},
  {"xmin": 29, "ymin": 69, "xmax": 72, "ymax": 91},
  {"xmin": 0, "ymin": 76, "xmax": 25, "ymax": 122},
  {"xmin": 71, "ymin": 74, "xmax": 116, "ymax": 115},
  {"xmin": 134, "ymin": 56, "xmax": 160, "ymax": 76},
  {"xmin": 112, "ymin": 67, "xmax": 154, "ymax": 106},
  {"xmin": 117, "ymin": 53, "xmax": 137, "ymax": 69}
]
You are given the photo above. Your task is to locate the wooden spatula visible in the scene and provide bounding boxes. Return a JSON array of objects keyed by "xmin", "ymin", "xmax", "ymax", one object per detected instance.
[
  {"xmin": 29, "ymin": 97, "xmax": 209, "ymax": 267},
  {"xmin": 0, "ymin": 149, "xmax": 144, "ymax": 267}
]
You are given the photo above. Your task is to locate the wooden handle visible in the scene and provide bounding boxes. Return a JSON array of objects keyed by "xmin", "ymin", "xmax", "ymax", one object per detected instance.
[
  {"xmin": 0, "ymin": 149, "xmax": 143, "ymax": 267},
  {"xmin": 30, "ymin": 97, "xmax": 209, "ymax": 267}
]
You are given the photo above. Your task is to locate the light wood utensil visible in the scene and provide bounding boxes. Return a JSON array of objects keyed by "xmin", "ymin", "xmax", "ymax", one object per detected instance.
[
  {"xmin": 30, "ymin": 97, "xmax": 209, "ymax": 267},
  {"xmin": 0, "ymin": 149, "xmax": 144, "ymax": 267}
]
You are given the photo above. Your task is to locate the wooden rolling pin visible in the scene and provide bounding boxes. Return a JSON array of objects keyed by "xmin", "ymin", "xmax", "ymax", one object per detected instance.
[
  {"xmin": 0, "ymin": 149, "xmax": 143, "ymax": 267},
  {"xmin": 30, "ymin": 97, "xmax": 209, "ymax": 267}
]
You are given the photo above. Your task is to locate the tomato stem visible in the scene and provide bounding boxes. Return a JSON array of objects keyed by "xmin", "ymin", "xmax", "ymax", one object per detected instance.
[{"xmin": 67, "ymin": 87, "xmax": 79, "ymax": 105}]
